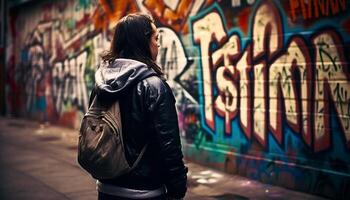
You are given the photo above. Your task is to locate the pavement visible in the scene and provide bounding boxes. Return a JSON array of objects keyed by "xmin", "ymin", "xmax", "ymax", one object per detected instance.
[{"xmin": 0, "ymin": 117, "xmax": 328, "ymax": 200}]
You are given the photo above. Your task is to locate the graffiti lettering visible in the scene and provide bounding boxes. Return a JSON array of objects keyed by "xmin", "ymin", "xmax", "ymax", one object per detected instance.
[
  {"xmin": 193, "ymin": 11, "xmax": 226, "ymax": 131},
  {"xmin": 192, "ymin": 1, "xmax": 350, "ymax": 151},
  {"xmin": 313, "ymin": 31, "xmax": 350, "ymax": 151},
  {"xmin": 52, "ymin": 52, "xmax": 88, "ymax": 114},
  {"xmin": 236, "ymin": 46, "xmax": 252, "ymax": 139},
  {"xmin": 21, "ymin": 20, "xmax": 111, "ymax": 121},
  {"xmin": 268, "ymin": 38, "xmax": 310, "ymax": 144},
  {"xmin": 157, "ymin": 27, "xmax": 188, "ymax": 88},
  {"xmin": 212, "ymin": 35, "xmax": 240, "ymax": 134},
  {"xmin": 289, "ymin": 0, "xmax": 347, "ymax": 21}
]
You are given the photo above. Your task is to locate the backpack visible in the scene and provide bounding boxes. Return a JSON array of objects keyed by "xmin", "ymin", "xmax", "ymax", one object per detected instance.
[{"xmin": 77, "ymin": 95, "xmax": 148, "ymax": 179}]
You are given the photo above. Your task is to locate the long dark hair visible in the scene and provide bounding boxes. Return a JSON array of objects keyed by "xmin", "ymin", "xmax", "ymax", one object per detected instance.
[{"xmin": 102, "ymin": 13, "xmax": 163, "ymax": 75}]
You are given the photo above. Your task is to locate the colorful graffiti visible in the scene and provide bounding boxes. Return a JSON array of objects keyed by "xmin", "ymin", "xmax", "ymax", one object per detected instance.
[
  {"xmin": 5, "ymin": 0, "xmax": 350, "ymax": 199},
  {"xmin": 6, "ymin": 1, "xmax": 101, "ymax": 126},
  {"xmin": 191, "ymin": 1, "xmax": 350, "ymax": 152},
  {"xmin": 92, "ymin": 0, "xmax": 138, "ymax": 31},
  {"xmin": 189, "ymin": 0, "xmax": 350, "ymax": 198},
  {"xmin": 289, "ymin": 0, "xmax": 347, "ymax": 21},
  {"xmin": 141, "ymin": 0, "xmax": 214, "ymax": 32}
]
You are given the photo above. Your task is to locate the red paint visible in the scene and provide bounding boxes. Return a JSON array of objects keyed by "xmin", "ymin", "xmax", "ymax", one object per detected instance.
[
  {"xmin": 57, "ymin": 110, "xmax": 77, "ymax": 128},
  {"xmin": 342, "ymin": 17, "xmax": 350, "ymax": 35},
  {"xmin": 237, "ymin": 8, "xmax": 251, "ymax": 35},
  {"xmin": 43, "ymin": 4, "xmax": 53, "ymax": 21},
  {"xmin": 76, "ymin": 13, "xmax": 90, "ymax": 30}
]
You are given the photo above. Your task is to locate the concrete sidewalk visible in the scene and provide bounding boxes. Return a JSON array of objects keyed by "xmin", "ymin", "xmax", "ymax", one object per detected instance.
[{"xmin": 0, "ymin": 117, "xmax": 327, "ymax": 200}]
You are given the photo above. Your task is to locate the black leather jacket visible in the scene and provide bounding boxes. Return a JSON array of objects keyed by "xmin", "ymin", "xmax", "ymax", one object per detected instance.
[{"xmin": 92, "ymin": 59, "xmax": 187, "ymax": 198}]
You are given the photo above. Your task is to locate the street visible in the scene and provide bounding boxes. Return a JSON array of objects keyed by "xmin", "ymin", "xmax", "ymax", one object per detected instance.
[{"xmin": 0, "ymin": 117, "xmax": 327, "ymax": 200}]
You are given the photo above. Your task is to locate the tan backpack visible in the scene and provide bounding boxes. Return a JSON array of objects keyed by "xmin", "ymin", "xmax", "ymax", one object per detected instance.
[{"xmin": 77, "ymin": 96, "xmax": 147, "ymax": 179}]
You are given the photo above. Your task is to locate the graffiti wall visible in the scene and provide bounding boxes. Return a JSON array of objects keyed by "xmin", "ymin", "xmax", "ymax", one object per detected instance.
[{"xmin": 6, "ymin": 0, "xmax": 350, "ymax": 199}]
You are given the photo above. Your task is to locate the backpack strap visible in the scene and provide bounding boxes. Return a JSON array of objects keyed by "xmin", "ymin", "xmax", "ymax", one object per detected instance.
[
  {"xmin": 89, "ymin": 95, "xmax": 97, "ymax": 109},
  {"xmin": 130, "ymin": 143, "xmax": 149, "ymax": 170}
]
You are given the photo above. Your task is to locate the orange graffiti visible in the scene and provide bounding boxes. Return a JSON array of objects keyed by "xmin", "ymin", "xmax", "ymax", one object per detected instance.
[
  {"xmin": 143, "ymin": 0, "xmax": 215, "ymax": 32},
  {"xmin": 289, "ymin": 0, "xmax": 347, "ymax": 22},
  {"xmin": 92, "ymin": 0, "xmax": 138, "ymax": 31}
]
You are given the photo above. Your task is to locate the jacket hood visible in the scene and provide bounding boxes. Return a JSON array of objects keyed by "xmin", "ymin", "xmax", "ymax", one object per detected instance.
[{"xmin": 95, "ymin": 58, "xmax": 157, "ymax": 98}]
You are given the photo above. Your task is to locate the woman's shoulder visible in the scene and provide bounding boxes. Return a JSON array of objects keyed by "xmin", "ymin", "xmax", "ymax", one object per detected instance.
[
  {"xmin": 141, "ymin": 75, "xmax": 169, "ymax": 92},
  {"xmin": 136, "ymin": 75, "xmax": 175, "ymax": 102}
]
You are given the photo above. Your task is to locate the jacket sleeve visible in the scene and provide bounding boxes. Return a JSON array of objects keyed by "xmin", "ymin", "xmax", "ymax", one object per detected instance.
[{"xmin": 146, "ymin": 77, "xmax": 188, "ymax": 198}]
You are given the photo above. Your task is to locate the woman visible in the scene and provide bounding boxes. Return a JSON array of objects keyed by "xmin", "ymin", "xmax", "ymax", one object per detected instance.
[{"xmin": 91, "ymin": 13, "xmax": 188, "ymax": 200}]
